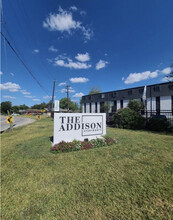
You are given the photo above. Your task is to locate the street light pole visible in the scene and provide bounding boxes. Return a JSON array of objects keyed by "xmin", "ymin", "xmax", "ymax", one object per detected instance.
[{"xmin": 51, "ymin": 79, "xmax": 56, "ymax": 111}]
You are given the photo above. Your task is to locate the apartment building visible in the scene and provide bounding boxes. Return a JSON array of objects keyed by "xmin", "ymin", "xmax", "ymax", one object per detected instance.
[{"xmin": 81, "ymin": 82, "xmax": 173, "ymax": 114}]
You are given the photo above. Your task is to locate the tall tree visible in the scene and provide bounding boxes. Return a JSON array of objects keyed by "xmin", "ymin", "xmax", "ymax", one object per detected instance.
[
  {"xmin": 60, "ymin": 98, "xmax": 78, "ymax": 112},
  {"xmin": 88, "ymin": 86, "xmax": 101, "ymax": 95},
  {"xmin": 31, "ymin": 102, "xmax": 47, "ymax": 109},
  {"xmin": 0, "ymin": 101, "xmax": 12, "ymax": 114},
  {"xmin": 11, "ymin": 105, "xmax": 20, "ymax": 114},
  {"xmin": 128, "ymin": 100, "xmax": 144, "ymax": 113},
  {"xmin": 19, "ymin": 104, "xmax": 29, "ymax": 110}
]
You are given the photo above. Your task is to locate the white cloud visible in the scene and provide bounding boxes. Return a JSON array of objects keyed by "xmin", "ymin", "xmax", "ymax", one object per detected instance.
[
  {"xmin": 81, "ymin": 26, "xmax": 93, "ymax": 42},
  {"xmin": 10, "ymin": 72, "xmax": 14, "ymax": 76},
  {"xmin": 80, "ymin": 10, "xmax": 86, "ymax": 16},
  {"xmin": 161, "ymin": 67, "xmax": 171, "ymax": 75},
  {"xmin": 33, "ymin": 99, "xmax": 40, "ymax": 102},
  {"xmin": 124, "ymin": 70, "xmax": 159, "ymax": 84},
  {"xmin": 43, "ymin": 95, "xmax": 52, "ymax": 99},
  {"xmin": 43, "ymin": 6, "xmax": 93, "ymax": 42},
  {"xmin": 3, "ymin": 95, "xmax": 16, "ymax": 100},
  {"xmin": 70, "ymin": 6, "xmax": 78, "ymax": 11},
  {"xmin": 60, "ymin": 88, "xmax": 75, "ymax": 93},
  {"xmin": 70, "ymin": 77, "xmax": 89, "ymax": 83},
  {"xmin": 20, "ymin": 90, "xmax": 31, "ymax": 95},
  {"xmin": 48, "ymin": 45, "xmax": 58, "ymax": 52},
  {"xmin": 122, "ymin": 77, "xmax": 125, "ymax": 81},
  {"xmin": 96, "ymin": 60, "xmax": 108, "ymax": 70},
  {"xmin": 75, "ymin": 52, "xmax": 90, "ymax": 62},
  {"xmin": 55, "ymin": 59, "xmax": 91, "ymax": 69},
  {"xmin": 161, "ymin": 77, "xmax": 169, "ymax": 82},
  {"xmin": 58, "ymin": 82, "xmax": 67, "ymax": 86},
  {"xmin": 0, "ymin": 82, "xmax": 21, "ymax": 92},
  {"xmin": 73, "ymin": 92, "xmax": 84, "ymax": 98},
  {"xmin": 24, "ymin": 95, "xmax": 35, "ymax": 98},
  {"xmin": 32, "ymin": 49, "xmax": 39, "ymax": 53},
  {"xmin": 43, "ymin": 7, "xmax": 81, "ymax": 33},
  {"xmin": 0, "ymin": 71, "xmax": 3, "ymax": 75}
]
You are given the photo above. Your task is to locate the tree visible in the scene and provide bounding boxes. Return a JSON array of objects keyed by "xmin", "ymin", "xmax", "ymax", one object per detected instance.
[
  {"xmin": 128, "ymin": 100, "xmax": 144, "ymax": 113},
  {"xmin": 88, "ymin": 86, "xmax": 101, "ymax": 95},
  {"xmin": 31, "ymin": 102, "xmax": 47, "ymax": 109},
  {"xmin": 103, "ymin": 102, "xmax": 111, "ymax": 114},
  {"xmin": 60, "ymin": 98, "xmax": 79, "ymax": 112},
  {"xmin": 114, "ymin": 108, "xmax": 146, "ymax": 130},
  {"xmin": 0, "ymin": 101, "xmax": 12, "ymax": 114},
  {"xmin": 19, "ymin": 104, "xmax": 29, "ymax": 110},
  {"xmin": 11, "ymin": 105, "xmax": 20, "ymax": 114},
  {"xmin": 79, "ymin": 99, "xmax": 82, "ymax": 112}
]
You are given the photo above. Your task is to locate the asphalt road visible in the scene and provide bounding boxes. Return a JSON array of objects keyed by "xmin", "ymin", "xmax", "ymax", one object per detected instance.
[{"xmin": 0, "ymin": 116, "xmax": 35, "ymax": 132}]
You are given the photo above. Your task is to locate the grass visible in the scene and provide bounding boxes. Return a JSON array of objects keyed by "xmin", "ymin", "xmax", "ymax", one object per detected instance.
[{"xmin": 1, "ymin": 117, "xmax": 173, "ymax": 220}]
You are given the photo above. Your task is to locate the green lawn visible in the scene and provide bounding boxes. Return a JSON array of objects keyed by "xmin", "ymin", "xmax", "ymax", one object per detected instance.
[{"xmin": 1, "ymin": 117, "xmax": 173, "ymax": 220}]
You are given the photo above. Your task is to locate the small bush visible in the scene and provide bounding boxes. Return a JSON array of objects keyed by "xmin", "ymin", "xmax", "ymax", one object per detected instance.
[
  {"xmin": 51, "ymin": 137, "xmax": 117, "ymax": 153},
  {"xmin": 114, "ymin": 108, "xmax": 146, "ymax": 130},
  {"xmin": 146, "ymin": 118, "xmax": 171, "ymax": 132}
]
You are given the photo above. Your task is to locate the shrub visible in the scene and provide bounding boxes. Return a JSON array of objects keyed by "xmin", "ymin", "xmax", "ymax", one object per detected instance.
[
  {"xmin": 128, "ymin": 100, "xmax": 144, "ymax": 113},
  {"xmin": 51, "ymin": 141, "xmax": 80, "ymax": 153},
  {"xmin": 114, "ymin": 108, "xmax": 146, "ymax": 130},
  {"xmin": 146, "ymin": 117, "xmax": 171, "ymax": 132},
  {"xmin": 51, "ymin": 137, "xmax": 117, "ymax": 153}
]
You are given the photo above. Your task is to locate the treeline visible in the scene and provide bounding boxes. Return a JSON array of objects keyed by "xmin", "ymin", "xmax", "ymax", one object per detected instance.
[{"xmin": 0, "ymin": 98, "xmax": 80, "ymax": 114}]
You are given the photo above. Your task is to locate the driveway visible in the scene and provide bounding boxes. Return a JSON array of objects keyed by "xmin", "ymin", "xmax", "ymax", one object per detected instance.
[{"xmin": 0, "ymin": 116, "xmax": 35, "ymax": 132}]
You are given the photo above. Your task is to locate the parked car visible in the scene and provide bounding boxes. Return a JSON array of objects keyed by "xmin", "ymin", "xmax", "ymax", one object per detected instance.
[
  {"xmin": 146, "ymin": 114, "xmax": 170, "ymax": 132},
  {"xmin": 150, "ymin": 114, "xmax": 167, "ymax": 120}
]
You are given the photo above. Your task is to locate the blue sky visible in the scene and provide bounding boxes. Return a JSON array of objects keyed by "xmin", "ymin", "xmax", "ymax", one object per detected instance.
[{"xmin": 1, "ymin": 0, "xmax": 173, "ymax": 106}]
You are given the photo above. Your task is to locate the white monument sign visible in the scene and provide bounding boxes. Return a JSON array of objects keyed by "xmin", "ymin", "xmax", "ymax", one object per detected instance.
[{"xmin": 53, "ymin": 113, "xmax": 106, "ymax": 145}]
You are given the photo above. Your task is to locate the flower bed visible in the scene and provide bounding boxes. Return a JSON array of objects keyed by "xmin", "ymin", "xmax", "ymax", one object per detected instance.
[{"xmin": 51, "ymin": 136, "xmax": 117, "ymax": 153}]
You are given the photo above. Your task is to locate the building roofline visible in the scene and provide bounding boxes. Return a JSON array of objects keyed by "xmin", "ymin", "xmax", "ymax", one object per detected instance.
[{"xmin": 82, "ymin": 81, "xmax": 172, "ymax": 97}]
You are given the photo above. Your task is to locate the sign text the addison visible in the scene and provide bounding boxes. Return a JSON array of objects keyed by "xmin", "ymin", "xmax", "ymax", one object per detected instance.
[{"xmin": 53, "ymin": 113, "xmax": 106, "ymax": 144}]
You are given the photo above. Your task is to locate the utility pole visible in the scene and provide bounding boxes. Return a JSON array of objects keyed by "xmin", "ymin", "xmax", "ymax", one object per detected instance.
[
  {"xmin": 66, "ymin": 85, "xmax": 70, "ymax": 112},
  {"xmin": 51, "ymin": 79, "xmax": 56, "ymax": 111}
]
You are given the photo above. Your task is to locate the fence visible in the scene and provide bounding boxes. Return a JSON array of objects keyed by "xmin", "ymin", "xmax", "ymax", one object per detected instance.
[{"xmin": 143, "ymin": 110, "xmax": 173, "ymax": 126}]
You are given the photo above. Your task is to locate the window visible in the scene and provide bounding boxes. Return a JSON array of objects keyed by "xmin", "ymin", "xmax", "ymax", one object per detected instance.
[
  {"xmin": 100, "ymin": 102, "xmax": 104, "ymax": 113},
  {"xmin": 113, "ymin": 92, "xmax": 116, "ymax": 97},
  {"xmin": 139, "ymin": 88, "xmax": 143, "ymax": 94},
  {"xmin": 128, "ymin": 90, "xmax": 132, "ymax": 95},
  {"xmin": 95, "ymin": 102, "xmax": 97, "ymax": 113},
  {"xmin": 156, "ymin": 97, "xmax": 160, "ymax": 114},
  {"xmin": 172, "ymin": 96, "xmax": 173, "ymax": 115},
  {"xmin": 168, "ymin": 84, "xmax": 173, "ymax": 91},
  {"xmin": 101, "ymin": 94, "xmax": 105, "ymax": 99},
  {"xmin": 120, "ymin": 100, "xmax": 123, "ymax": 109},
  {"xmin": 84, "ymin": 103, "xmax": 86, "ymax": 113},
  {"xmin": 112, "ymin": 100, "xmax": 117, "ymax": 112},
  {"xmin": 90, "ymin": 103, "xmax": 92, "ymax": 113},
  {"xmin": 109, "ymin": 93, "xmax": 113, "ymax": 98},
  {"xmin": 153, "ymin": 86, "xmax": 160, "ymax": 92}
]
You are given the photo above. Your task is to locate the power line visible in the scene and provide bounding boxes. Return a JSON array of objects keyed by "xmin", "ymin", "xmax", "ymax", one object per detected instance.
[
  {"xmin": 0, "ymin": 31, "xmax": 50, "ymax": 96},
  {"xmin": 10, "ymin": 1, "xmax": 54, "ymax": 80},
  {"xmin": 1, "ymin": 1, "xmax": 8, "ymax": 74}
]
